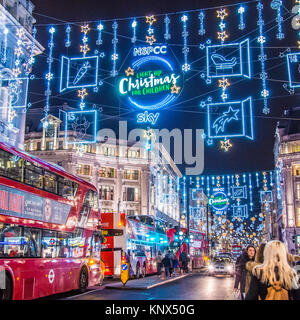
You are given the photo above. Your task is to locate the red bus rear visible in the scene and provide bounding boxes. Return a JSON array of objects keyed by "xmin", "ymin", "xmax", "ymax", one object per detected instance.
[
  {"xmin": 0, "ymin": 142, "xmax": 102, "ymax": 300},
  {"xmin": 101, "ymin": 212, "xmax": 169, "ymax": 278}
]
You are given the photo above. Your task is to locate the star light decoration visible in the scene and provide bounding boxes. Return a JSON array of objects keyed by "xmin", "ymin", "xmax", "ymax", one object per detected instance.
[
  {"xmin": 217, "ymin": 8, "xmax": 228, "ymax": 20},
  {"xmin": 80, "ymin": 44, "xmax": 90, "ymax": 55},
  {"xmin": 146, "ymin": 15, "xmax": 157, "ymax": 25},
  {"xmin": 146, "ymin": 35, "xmax": 156, "ymax": 45},
  {"xmin": 78, "ymin": 88, "xmax": 88, "ymax": 99},
  {"xmin": 171, "ymin": 84, "xmax": 181, "ymax": 94},
  {"xmin": 125, "ymin": 67, "xmax": 134, "ymax": 77},
  {"xmin": 220, "ymin": 138, "xmax": 232, "ymax": 152},
  {"xmin": 81, "ymin": 24, "xmax": 90, "ymax": 35},
  {"xmin": 218, "ymin": 78, "xmax": 230, "ymax": 90},
  {"xmin": 217, "ymin": 31, "xmax": 229, "ymax": 42}
]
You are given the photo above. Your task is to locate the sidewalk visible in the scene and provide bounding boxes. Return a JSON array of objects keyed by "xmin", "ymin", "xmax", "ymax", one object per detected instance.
[{"xmin": 104, "ymin": 273, "xmax": 190, "ymax": 290}]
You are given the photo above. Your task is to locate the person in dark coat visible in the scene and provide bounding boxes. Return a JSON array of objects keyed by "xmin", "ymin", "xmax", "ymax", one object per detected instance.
[
  {"xmin": 246, "ymin": 240, "xmax": 300, "ymax": 300},
  {"xmin": 179, "ymin": 250, "xmax": 189, "ymax": 273},
  {"xmin": 162, "ymin": 251, "xmax": 173, "ymax": 277},
  {"xmin": 233, "ymin": 245, "xmax": 256, "ymax": 299}
]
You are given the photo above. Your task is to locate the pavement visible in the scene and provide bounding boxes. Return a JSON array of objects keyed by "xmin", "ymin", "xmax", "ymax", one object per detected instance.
[{"xmin": 104, "ymin": 273, "xmax": 190, "ymax": 290}]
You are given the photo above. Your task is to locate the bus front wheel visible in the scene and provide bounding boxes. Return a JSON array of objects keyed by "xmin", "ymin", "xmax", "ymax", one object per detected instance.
[
  {"xmin": 79, "ymin": 267, "xmax": 88, "ymax": 293},
  {"xmin": 0, "ymin": 274, "xmax": 13, "ymax": 300}
]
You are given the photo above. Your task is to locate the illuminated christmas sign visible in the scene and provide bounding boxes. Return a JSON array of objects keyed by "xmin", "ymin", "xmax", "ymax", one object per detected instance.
[
  {"xmin": 64, "ymin": 110, "xmax": 97, "ymax": 145},
  {"xmin": 209, "ymin": 188, "xmax": 229, "ymax": 212},
  {"xmin": 60, "ymin": 55, "xmax": 99, "ymax": 92},
  {"xmin": 207, "ymin": 97, "xmax": 253, "ymax": 140},
  {"xmin": 118, "ymin": 48, "xmax": 182, "ymax": 112}
]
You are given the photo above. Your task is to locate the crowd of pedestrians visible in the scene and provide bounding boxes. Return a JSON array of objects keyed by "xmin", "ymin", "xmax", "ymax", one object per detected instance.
[
  {"xmin": 156, "ymin": 250, "xmax": 190, "ymax": 277},
  {"xmin": 233, "ymin": 240, "xmax": 300, "ymax": 300}
]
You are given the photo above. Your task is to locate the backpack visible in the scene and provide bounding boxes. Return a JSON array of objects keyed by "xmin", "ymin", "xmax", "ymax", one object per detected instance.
[{"xmin": 265, "ymin": 281, "xmax": 289, "ymax": 300}]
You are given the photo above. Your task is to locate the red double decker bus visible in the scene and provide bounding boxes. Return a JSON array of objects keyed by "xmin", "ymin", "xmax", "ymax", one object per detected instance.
[
  {"xmin": 0, "ymin": 142, "xmax": 103, "ymax": 300},
  {"xmin": 101, "ymin": 212, "xmax": 169, "ymax": 278}
]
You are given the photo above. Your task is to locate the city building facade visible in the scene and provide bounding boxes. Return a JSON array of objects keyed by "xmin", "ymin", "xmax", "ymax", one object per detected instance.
[
  {"xmin": 24, "ymin": 110, "xmax": 182, "ymax": 227},
  {"xmin": 0, "ymin": 0, "xmax": 43, "ymax": 149},
  {"xmin": 274, "ymin": 106, "xmax": 300, "ymax": 254}
]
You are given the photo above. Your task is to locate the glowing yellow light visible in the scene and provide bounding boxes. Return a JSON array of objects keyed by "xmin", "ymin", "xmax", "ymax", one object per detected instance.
[
  {"xmin": 81, "ymin": 24, "xmax": 90, "ymax": 35},
  {"xmin": 146, "ymin": 35, "xmax": 156, "ymax": 45},
  {"xmin": 146, "ymin": 15, "xmax": 157, "ymax": 25},
  {"xmin": 125, "ymin": 67, "xmax": 134, "ymax": 76},
  {"xmin": 170, "ymin": 84, "xmax": 181, "ymax": 94}
]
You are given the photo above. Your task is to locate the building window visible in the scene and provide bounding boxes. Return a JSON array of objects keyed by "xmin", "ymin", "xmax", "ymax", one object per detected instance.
[
  {"xmin": 102, "ymin": 147, "xmax": 115, "ymax": 157},
  {"xmin": 46, "ymin": 141, "xmax": 54, "ymax": 150},
  {"xmin": 98, "ymin": 167, "xmax": 115, "ymax": 178},
  {"xmin": 123, "ymin": 187, "xmax": 139, "ymax": 202},
  {"xmin": 294, "ymin": 166, "xmax": 300, "ymax": 176},
  {"xmin": 127, "ymin": 210, "xmax": 139, "ymax": 216},
  {"xmin": 76, "ymin": 164, "xmax": 91, "ymax": 176},
  {"xmin": 297, "ymin": 208, "xmax": 300, "ymax": 228},
  {"xmin": 127, "ymin": 149, "xmax": 140, "ymax": 158},
  {"xmin": 58, "ymin": 140, "xmax": 64, "ymax": 150},
  {"xmin": 123, "ymin": 169, "xmax": 139, "ymax": 180},
  {"xmin": 99, "ymin": 186, "xmax": 114, "ymax": 201}
]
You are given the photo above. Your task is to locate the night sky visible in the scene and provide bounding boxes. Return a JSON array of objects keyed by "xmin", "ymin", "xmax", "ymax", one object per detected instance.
[{"xmin": 29, "ymin": 0, "xmax": 300, "ymax": 175}]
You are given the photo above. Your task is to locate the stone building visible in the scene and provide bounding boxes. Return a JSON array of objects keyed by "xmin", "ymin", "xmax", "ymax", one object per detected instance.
[
  {"xmin": 24, "ymin": 107, "xmax": 182, "ymax": 227},
  {"xmin": 0, "ymin": 0, "xmax": 43, "ymax": 149},
  {"xmin": 274, "ymin": 106, "xmax": 300, "ymax": 253}
]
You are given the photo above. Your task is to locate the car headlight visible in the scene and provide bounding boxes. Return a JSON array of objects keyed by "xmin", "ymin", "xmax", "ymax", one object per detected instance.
[
  {"xmin": 208, "ymin": 265, "xmax": 214, "ymax": 272},
  {"xmin": 226, "ymin": 265, "xmax": 233, "ymax": 272}
]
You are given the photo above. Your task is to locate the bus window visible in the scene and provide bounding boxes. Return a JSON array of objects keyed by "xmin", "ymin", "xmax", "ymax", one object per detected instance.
[
  {"xmin": 23, "ymin": 228, "xmax": 41, "ymax": 258},
  {"xmin": 57, "ymin": 232, "xmax": 72, "ymax": 258},
  {"xmin": 44, "ymin": 171, "xmax": 58, "ymax": 194},
  {"xmin": 0, "ymin": 149, "xmax": 24, "ymax": 182},
  {"xmin": 84, "ymin": 190, "xmax": 98, "ymax": 209},
  {"xmin": 24, "ymin": 161, "xmax": 43, "ymax": 189},
  {"xmin": 41, "ymin": 230, "xmax": 58, "ymax": 258},
  {"xmin": 0, "ymin": 224, "xmax": 24, "ymax": 257},
  {"xmin": 58, "ymin": 177, "xmax": 78, "ymax": 200}
]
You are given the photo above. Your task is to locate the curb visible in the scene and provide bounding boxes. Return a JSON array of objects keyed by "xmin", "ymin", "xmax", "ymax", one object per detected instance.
[{"xmin": 104, "ymin": 274, "xmax": 190, "ymax": 290}]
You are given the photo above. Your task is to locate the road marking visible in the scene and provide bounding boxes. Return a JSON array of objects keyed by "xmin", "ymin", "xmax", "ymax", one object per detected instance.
[
  {"xmin": 146, "ymin": 274, "xmax": 189, "ymax": 289},
  {"xmin": 64, "ymin": 286, "xmax": 106, "ymax": 299}
]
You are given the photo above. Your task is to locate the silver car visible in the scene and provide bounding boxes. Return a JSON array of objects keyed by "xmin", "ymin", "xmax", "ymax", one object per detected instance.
[{"xmin": 208, "ymin": 256, "xmax": 235, "ymax": 277}]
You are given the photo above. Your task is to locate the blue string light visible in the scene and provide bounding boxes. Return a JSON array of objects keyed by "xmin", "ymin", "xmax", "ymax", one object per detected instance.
[
  {"xmin": 65, "ymin": 24, "xmax": 71, "ymax": 48},
  {"xmin": 257, "ymin": 1, "xmax": 270, "ymax": 114},
  {"xmin": 44, "ymin": 27, "xmax": 55, "ymax": 127},
  {"xmin": 271, "ymin": 0, "xmax": 285, "ymax": 40},
  {"xmin": 96, "ymin": 22, "xmax": 104, "ymax": 46},
  {"xmin": 164, "ymin": 15, "xmax": 171, "ymax": 41},
  {"xmin": 131, "ymin": 19, "xmax": 137, "ymax": 44},
  {"xmin": 238, "ymin": 5, "xmax": 246, "ymax": 30},
  {"xmin": 111, "ymin": 20, "xmax": 119, "ymax": 77},
  {"xmin": 181, "ymin": 13, "xmax": 190, "ymax": 72},
  {"xmin": 198, "ymin": 11, "xmax": 205, "ymax": 36}
]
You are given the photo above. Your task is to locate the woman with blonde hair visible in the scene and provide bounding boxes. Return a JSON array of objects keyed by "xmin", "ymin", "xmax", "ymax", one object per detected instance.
[{"xmin": 246, "ymin": 240, "xmax": 300, "ymax": 300}]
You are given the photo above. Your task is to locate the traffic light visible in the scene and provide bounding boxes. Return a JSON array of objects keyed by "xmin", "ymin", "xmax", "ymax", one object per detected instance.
[{"xmin": 292, "ymin": 235, "xmax": 296, "ymax": 243}]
